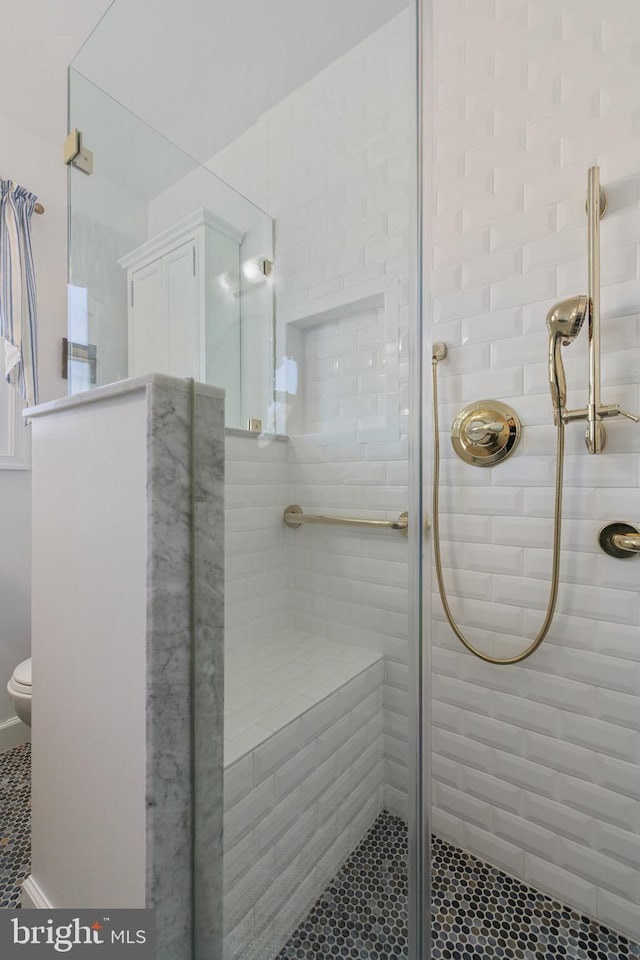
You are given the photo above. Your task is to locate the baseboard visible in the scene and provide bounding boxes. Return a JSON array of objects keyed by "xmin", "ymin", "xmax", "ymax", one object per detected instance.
[
  {"xmin": 21, "ymin": 876, "xmax": 52, "ymax": 909},
  {"xmin": 0, "ymin": 716, "xmax": 30, "ymax": 753}
]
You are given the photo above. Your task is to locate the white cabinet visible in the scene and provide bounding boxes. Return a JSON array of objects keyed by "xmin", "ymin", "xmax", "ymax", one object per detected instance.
[
  {"xmin": 129, "ymin": 239, "xmax": 199, "ymax": 381},
  {"xmin": 164, "ymin": 241, "xmax": 199, "ymax": 379},
  {"xmin": 120, "ymin": 209, "xmax": 242, "ymax": 424},
  {"xmin": 129, "ymin": 256, "xmax": 171, "ymax": 377}
]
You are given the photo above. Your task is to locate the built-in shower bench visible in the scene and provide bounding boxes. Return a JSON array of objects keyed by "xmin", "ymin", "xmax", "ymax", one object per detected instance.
[
  {"xmin": 224, "ymin": 629, "xmax": 382, "ymax": 764},
  {"xmin": 223, "ymin": 629, "xmax": 384, "ymax": 960}
]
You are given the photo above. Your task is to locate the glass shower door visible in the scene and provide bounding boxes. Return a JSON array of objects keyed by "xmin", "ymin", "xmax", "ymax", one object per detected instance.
[{"xmin": 67, "ymin": 0, "xmax": 428, "ymax": 957}]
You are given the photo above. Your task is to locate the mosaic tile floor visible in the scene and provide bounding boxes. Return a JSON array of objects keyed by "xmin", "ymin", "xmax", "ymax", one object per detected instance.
[
  {"xmin": 1, "ymin": 747, "xmax": 639, "ymax": 960},
  {"xmin": 277, "ymin": 811, "xmax": 640, "ymax": 960},
  {"xmin": 0, "ymin": 742, "xmax": 30, "ymax": 909},
  {"xmin": 276, "ymin": 810, "xmax": 408, "ymax": 960}
]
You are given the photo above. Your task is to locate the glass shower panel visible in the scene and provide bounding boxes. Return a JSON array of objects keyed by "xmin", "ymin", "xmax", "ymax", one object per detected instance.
[
  {"xmin": 215, "ymin": 6, "xmax": 421, "ymax": 959},
  {"xmin": 67, "ymin": 69, "xmax": 275, "ymax": 431},
  {"xmin": 68, "ymin": 0, "xmax": 424, "ymax": 957}
]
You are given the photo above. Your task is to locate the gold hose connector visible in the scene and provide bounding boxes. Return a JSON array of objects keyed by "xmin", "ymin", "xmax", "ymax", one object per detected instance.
[{"xmin": 431, "ymin": 353, "xmax": 565, "ymax": 665}]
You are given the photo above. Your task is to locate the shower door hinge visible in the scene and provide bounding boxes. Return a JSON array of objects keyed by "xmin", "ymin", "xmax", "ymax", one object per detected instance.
[{"xmin": 64, "ymin": 129, "xmax": 94, "ymax": 176}]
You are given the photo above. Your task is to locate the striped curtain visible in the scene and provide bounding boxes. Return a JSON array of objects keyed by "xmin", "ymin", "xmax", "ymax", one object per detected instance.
[{"xmin": 0, "ymin": 180, "xmax": 39, "ymax": 407}]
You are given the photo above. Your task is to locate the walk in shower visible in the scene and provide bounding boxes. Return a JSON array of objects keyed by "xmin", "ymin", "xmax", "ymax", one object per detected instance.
[{"xmin": 65, "ymin": 0, "xmax": 639, "ymax": 957}]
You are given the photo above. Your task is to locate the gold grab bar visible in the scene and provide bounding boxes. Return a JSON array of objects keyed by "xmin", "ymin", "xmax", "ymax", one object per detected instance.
[{"xmin": 283, "ymin": 504, "xmax": 408, "ymax": 534}]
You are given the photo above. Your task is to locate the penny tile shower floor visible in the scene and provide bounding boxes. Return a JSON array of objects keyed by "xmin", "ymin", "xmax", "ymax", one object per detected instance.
[
  {"xmin": 0, "ymin": 742, "xmax": 30, "ymax": 908},
  {"xmin": 278, "ymin": 812, "xmax": 640, "ymax": 960},
  {"xmin": 2, "ymin": 746, "xmax": 639, "ymax": 959}
]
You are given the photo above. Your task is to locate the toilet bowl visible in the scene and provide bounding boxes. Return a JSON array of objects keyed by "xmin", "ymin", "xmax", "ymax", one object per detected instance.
[{"xmin": 7, "ymin": 658, "xmax": 31, "ymax": 727}]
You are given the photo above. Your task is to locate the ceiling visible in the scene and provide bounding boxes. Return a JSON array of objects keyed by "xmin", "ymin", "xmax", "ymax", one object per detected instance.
[{"xmin": 70, "ymin": 0, "xmax": 409, "ymax": 163}]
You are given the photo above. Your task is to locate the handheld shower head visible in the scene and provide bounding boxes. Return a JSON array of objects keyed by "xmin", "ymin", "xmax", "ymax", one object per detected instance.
[
  {"xmin": 547, "ymin": 296, "xmax": 588, "ymax": 345},
  {"xmin": 546, "ymin": 295, "xmax": 589, "ymax": 423}
]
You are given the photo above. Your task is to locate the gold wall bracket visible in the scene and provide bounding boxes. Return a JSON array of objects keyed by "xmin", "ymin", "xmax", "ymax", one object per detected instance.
[
  {"xmin": 451, "ymin": 400, "xmax": 521, "ymax": 467},
  {"xmin": 64, "ymin": 129, "xmax": 93, "ymax": 175},
  {"xmin": 585, "ymin": 190, "xmax": 608, "ymax": 218}
]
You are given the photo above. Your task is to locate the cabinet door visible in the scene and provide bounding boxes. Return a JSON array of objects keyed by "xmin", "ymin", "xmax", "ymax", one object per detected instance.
[
  {"xmin": 129, "ymin": 258, "xmax": 166, "ymax": 378},
  {"xmin": 164, "ymin": 239, "xmax": 199, "ymax": 379}
]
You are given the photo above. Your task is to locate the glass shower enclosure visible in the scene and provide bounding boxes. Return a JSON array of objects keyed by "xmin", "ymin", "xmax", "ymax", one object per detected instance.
[
  {"xmin": 67, "ymin": 1, "xmax": 426, "ymax": 958},
  {"xmin": 67, "ymin": 0, "xmax": 640, "ymax": 957}
]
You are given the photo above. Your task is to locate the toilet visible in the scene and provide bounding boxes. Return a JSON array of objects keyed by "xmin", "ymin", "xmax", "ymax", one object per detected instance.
[{"xmin": 7, "ymin": 658, "xmax": 32, "ymax": 727}]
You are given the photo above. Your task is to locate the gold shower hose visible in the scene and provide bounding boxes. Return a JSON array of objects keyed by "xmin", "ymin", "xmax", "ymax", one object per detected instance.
[{"xmin": 431, "ymin": 354, "xmax": 565, "ymax": 665}]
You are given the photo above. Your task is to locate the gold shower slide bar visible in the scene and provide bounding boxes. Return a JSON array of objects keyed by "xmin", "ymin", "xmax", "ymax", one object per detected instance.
[
  {"xmin": 562, "ymin": 167, "xmax": 639, "ymax": 443},
  {"xmin": 283, "ymin": 504, "xmax": 408, "ymax": 534},
  {"xmin": 586, "ymin": 164, "xmax": 605, "ymax": 454}
]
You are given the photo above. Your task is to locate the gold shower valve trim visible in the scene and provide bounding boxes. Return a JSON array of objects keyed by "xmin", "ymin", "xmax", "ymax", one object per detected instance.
[{"xmin": 451, "ymin": 400, "xmax": 521, "ymax": 467}]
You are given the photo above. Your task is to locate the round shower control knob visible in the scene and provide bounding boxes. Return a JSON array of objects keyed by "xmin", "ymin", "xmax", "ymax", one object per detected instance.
[{"xmin": 451, "ymin": 400, "xmax": 521, "ymax": 467}]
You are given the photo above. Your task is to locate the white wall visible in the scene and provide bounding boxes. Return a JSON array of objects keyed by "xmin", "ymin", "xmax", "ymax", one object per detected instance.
[
  {"xmin": 212, "ymin": 10, "xmax": 414, "ymax": 817},
  {"xmin": 0, "ymin": 0, "xmax": 113, "ymax": 732},
  {"xmin": 0, "ymin": 110, "xmax": 68, "ymax": 729},
  {"xmin": 430, "ymin": 0, "xmax": 640, "ymax": 940}
]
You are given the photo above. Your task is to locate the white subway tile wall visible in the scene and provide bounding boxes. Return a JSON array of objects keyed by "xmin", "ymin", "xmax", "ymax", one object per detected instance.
[
  {"xmin": 432, "ymin": 0, "xmax": 640, "ymax": 939},
  {"xmin": 224, "ymin": 425, "xmax": 405, "ymax": 959},
  {"xmin": 216, "ymin": 11, "xmax": 414, "ymax": 824},
  {"xmin": 218, "ymin": 22, "xmax": 412, "ymax": 960},
  {"xmin": 295, "ymin": 303, "xmax": 394, "ymax": 441},
  {"xmin": 286, "ymin": 432, "xmax": 410, "ymax": 817},
  {"xmin": 225, "ymin": 433, "xmax": 290, "ymax": 646}
]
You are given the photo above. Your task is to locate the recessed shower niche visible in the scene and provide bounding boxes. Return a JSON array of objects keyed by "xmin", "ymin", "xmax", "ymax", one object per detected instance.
[{"xmin": 281, "ymin": 290, "xmax": 403, "ymax": 442}]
